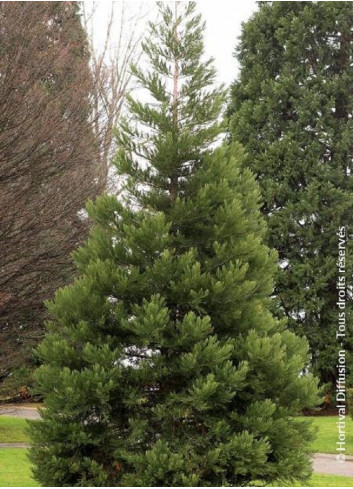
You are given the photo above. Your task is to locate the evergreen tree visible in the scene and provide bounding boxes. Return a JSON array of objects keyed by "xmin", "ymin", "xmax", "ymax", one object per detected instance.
[
  {"xmin": 30, "ymin": 3, "xmax": 319, "ymax": 486},
  {"xmin": 228, "ymin": 1, "xmax": 353, "ymax": 389}
]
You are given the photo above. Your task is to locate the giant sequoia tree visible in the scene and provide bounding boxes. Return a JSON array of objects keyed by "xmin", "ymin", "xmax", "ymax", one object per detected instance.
[
  {"xmin": 30, "ymin": 3, "xmax": 318, "ymax": 486},
  {"xmin": 229, "ymin": 1, "xmax": 353, "ymax": 389},
  {"xmin": 0, "ymin": 2, "xmax": 101, "ymax": 395}
]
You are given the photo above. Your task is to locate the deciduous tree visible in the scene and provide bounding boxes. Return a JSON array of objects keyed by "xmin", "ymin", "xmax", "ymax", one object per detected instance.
[{"xmin": 0, "ymin": 2, "xmax": 100, "ymax": 396}]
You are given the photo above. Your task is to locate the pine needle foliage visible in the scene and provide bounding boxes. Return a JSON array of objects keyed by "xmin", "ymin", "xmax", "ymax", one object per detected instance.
[{"xmin": 30, "ymin": 3, "xmax": 319, "ymax": 486}]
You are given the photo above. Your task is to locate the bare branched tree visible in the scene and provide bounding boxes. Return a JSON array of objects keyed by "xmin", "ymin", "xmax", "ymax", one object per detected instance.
[
  {"xmin": 0, "ymin": 1, "xmax": 146, "ymax": 399},
  {"xmin": 0, "ymin": 2, "xmax": 101, "ymax": 396},
  {"xmin": 82, "ymin": 1, "xmax": 146, "ymax": 191}
]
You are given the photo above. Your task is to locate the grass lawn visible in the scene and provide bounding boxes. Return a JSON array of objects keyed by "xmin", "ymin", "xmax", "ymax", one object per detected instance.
[
  {"xmin": 0, "ymin": 449, "xmax": 37, "ymax": 487},
  {"xmin": 298, "ymin": 416, "xmax": 353, "ymax": 455},
  {"xmin": 0, "ymin": 416, "xmax": 29, "ymax": 442},
  {"xmin": 310, "ymin": 473, "xmax": 353, "ymax": 487}
]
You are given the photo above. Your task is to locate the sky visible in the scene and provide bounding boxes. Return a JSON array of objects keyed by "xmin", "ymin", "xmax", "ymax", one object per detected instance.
[
  {"xmin": 90, "ymin": 0, "xmax": 258, "ymax": 87},
  {"xmin": 198, "ymin": 1, "xmax": 258, "ymax": 84}
]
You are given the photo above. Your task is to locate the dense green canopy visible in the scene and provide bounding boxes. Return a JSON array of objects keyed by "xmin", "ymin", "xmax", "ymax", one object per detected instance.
[
  {"xmin": 30, "ymin": 3, "xmax": 319, "ymax": 486},
  {"xmin": 229, "ymin": 1, "xmax": 353, "ymax": 389}
]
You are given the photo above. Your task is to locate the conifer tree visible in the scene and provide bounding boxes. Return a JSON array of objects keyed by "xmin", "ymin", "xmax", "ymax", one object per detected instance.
[
  {"xmin": 228, "ymin": 2, "xmax": 353, "ymax": 390},
  {"xmin": 30, "ymin": 3, "xmax": 319, "ymax": 486}
]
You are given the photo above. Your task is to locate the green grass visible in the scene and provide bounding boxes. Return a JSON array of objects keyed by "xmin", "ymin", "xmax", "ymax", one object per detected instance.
[
  {"xmin": 0, "ymin": 416, "xmax": 29, "ymax": 442},
  {"xmin": 271, "ymin": 474, "xmax": 353, "ymax": 486},
  {"xmin": 0, "ymin": 449, "xmax": 37, "ymax": 487},
  {"xmin": 310, "ymin": 473, "xmax": 353, "ymax": 487},
  {"xmin": 298, "ymin": 416, "xmax": 353, "ymax": 455}
]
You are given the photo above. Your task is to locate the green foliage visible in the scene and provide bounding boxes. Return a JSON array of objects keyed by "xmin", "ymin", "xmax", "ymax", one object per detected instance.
[
  {"xmin": 0, "ymin": 367, "xmax": 34, "ymax": 401},
  {"xmin": 347, "ymin": 388, "xmax": 353, "ymax": 419},
  {"xmin": 4, "ymin": 448, "xmax": 353, "ymax": 488},
  {"xmin": 30, "ymin": 2, "xmax": 319, "ymax": 486},
  {"xmin": 228, "ymin": 1, "xmax": 353, "ymax": 388}
]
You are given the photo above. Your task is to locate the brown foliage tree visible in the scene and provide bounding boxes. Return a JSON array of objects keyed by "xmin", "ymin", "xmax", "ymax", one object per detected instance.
[{"xmin": 0, "ymin": 1, "xmax": 101, "ymax": 397}]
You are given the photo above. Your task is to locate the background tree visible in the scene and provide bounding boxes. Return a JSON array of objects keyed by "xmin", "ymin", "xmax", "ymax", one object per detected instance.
[
  {"xmin": 0, "ymin": 2, "xmax": 100, "ymax": 397},
  {"xmin": 82, "ymin": 1, "xmax": 146, "ymax": 191},
  {"xmin": 228, "ymin": 1, "xmax": 353, "ymax": 390},
  {"xmin": 30, "ymin": 3, "xmax": 318, "ymax": 486}
]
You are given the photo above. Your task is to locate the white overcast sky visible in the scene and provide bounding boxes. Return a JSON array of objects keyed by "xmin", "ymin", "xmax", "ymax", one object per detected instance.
[
  {"xmin": 197, "ymin": 1, "xmax": 258, "ymax": 84},
  {"xmin": 90, "ymin": 1, "xmax": 258, "ymax": 87}
]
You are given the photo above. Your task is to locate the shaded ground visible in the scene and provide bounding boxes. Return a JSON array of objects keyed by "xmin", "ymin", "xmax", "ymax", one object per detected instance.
[{"xmin": 0, "ymin": 415, "xmax": 29, "ymax": 442}]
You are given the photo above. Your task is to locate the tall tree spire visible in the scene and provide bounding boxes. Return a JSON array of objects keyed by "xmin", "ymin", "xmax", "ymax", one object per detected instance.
[{"xmin": 30, "ymin": 3, "xmax": 319, "ymax": 486}]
